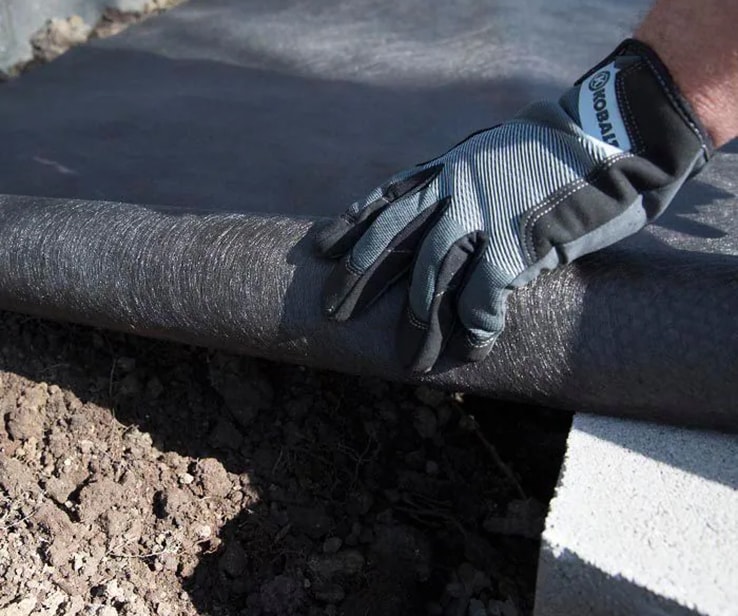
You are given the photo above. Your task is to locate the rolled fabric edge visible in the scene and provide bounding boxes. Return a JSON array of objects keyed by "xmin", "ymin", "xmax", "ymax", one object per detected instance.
[{"xmin": 0, "ymin": 194, "xmax": 735, "ymax": 430}]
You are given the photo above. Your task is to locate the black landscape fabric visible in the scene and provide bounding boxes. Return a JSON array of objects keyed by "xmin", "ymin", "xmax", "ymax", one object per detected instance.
[{"xmin": 0, "ymin": 0, "xmax": 736, "ymax": 428}]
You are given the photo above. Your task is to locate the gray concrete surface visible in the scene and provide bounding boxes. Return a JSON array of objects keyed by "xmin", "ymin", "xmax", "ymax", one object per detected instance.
[
  {"xmin": 536, "ymin": 414, "xmax": 738, "ymax": 616},
  {"xmin": 0, "ymin": 0, "xmax": 149, "ymax": 74}
]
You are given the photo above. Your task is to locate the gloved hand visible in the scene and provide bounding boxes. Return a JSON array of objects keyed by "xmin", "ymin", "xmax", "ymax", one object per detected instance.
[{"xmin": 315, "ymin": 39, "xmax": 712, "ymax": 373}]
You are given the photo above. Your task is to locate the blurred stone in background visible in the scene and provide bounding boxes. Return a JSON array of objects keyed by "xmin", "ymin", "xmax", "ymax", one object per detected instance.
[{"xmin": 0, "ymin": 0, "xmax": 181, "ymax": 76}]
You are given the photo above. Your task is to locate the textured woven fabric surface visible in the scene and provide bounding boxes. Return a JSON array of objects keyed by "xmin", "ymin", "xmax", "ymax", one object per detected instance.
[{"xmin": 0, "ymin": 0, "xmax": 735, "ymax": 428}]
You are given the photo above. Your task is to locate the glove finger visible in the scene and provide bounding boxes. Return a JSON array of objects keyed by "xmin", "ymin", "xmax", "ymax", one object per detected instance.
[
  {"xmin": 446, "ymin": 260, "xmax": 514, "ymax": 363},
  {"xmin": 399, "ymin": 229, "xmax": 489, "ymax": 374},
  {"xmin": 315, "ymin": 164, "xmax": 443, "ymax": 259},
  {"xmin": 323, "ymin": 195, "xmax": 451, "ymax": 321}
]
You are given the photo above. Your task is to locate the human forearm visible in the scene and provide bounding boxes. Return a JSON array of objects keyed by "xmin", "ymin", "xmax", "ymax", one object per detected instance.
[{"xmin": 635, "ymin": 0, "xmax": 738, "ymax": 148}]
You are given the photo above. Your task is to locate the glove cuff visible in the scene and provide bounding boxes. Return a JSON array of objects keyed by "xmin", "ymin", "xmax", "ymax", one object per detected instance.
[{"xmin": 563, "ymin": 38, "xmax": 713, "ymax": 177}]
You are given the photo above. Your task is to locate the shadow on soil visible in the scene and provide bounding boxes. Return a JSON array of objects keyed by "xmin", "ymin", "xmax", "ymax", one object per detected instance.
[{"xmin": 0, "ymin": 311, "xmax": 571, "ymax": 615}]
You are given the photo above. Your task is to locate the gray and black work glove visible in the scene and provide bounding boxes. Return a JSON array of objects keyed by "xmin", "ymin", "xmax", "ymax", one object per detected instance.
[{"xmin": 316, "ymin": 39, "xmax": 713, "ymax": 373}]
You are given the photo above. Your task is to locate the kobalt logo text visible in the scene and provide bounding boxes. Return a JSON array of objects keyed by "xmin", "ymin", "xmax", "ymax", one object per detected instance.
[{"xmin": 588, "ymin": 71, "xmax": 620, "ymax": 147}]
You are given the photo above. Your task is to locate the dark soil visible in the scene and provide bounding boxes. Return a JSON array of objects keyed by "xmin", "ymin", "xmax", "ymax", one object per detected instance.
[{"xmin": 0, "ymin": 310, "xmax": 570, "ymax": 615}]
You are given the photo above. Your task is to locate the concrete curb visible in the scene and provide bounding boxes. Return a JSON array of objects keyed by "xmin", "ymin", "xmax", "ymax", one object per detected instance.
[{"xmin": 536, "ymin": 414, "xmax": 738, "ymax": 616}]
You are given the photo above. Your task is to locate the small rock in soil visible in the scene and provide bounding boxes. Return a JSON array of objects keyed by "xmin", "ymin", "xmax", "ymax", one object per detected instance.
[
  {"xmin": 146, "ymin": 376, "xmax": 165, "ymax": 399},
  {"xmin": 405, "ymin": 449, "xmax": 426, "ymax": 470},
  {"xmin": 488, "ymin": 598, "xmax": 519, "ymax": 616},
  {"xmin": 290, "ymin": 504, "xmax": 333, "ymax": 540},
  {"xmin": 259, "ymin": 574, "xmax": 306, "ymax": 615},
  {"xmin": 413, "ymin": 406, "xmax": 438, "ymax": 439},
  {"xmin": 458, "ymin": 562, "xmax": 490, "ymax": 595},
  {"xmin": 483, "ymin": 498, "xmax": 545, "ymax": 539},
  {"xmin": 307, "ymin": 550, "xmax": 365, "ymax": 585},
  {"xmin": 219, "ymin": 541, "xmax": 248, "ymax": 578},
  {"xmin": 468, "ymin": 598, "xmax": 487, "ymax": 616},
  {"xmin": 322, "ymin": 537, "xmax": 342, "ymax": 554},
  {"xmin": 76, "ymin": 478, "xmax": 124, "ymax": 523},
  {"xmin": 427, "ymin": 601, "xmax": 443, "ymax": 616},
  {"xmin": 346, "ymin": 490, "xmax": 373, "ymax": 516},
  {"xmin": 208, "ymin": 417, "xmax": 244, "ymax": 451},
  {"xmin": 425, "ymin": 460, "xmax": 440, "ymax": 475},
  {"xmin": 311, "ymin": 583, "xmax": 345, "ymax": 604},
  {"xmin": 463, "ymin": 533, "xmax": 503, "ymax": 574},
  {"xmin": 371, "ymin": 523, "xmax": 431, "ymax": 582},
  {"xmin": 6, "ymin": 406, "xmax": 44, "ymax": 441},
  {"xmin": 414, "ymin": 386, "xmax": 446, "ymax": 407},
  {"xmin": 20, "ymin": 384, "xmax": 49, "ymax": 412},
  {"xmin": 445, "ymin": 581, "xmax": 466, "ymax": 600},
  {"xmin": 445, "ymin": 597, "xmax": 470, "ymax": 616},
  {"xmin": 208, "ymin": 353, "xmax": 274, "ymax": 427},
  {"xmin": 3, "ymin": 596, "xmax": 37, "ymax": 616}
]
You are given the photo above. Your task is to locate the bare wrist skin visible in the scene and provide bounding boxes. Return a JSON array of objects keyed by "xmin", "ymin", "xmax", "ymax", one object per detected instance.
[{"xmin": 635, "ymin": 0, "xmax": 738, "ymax": 148}]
